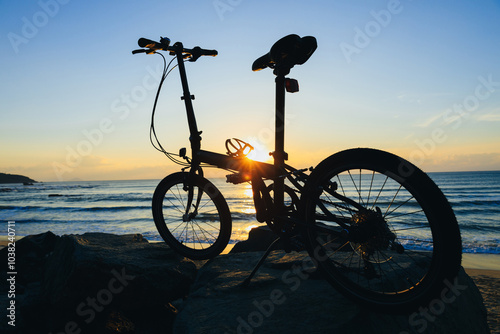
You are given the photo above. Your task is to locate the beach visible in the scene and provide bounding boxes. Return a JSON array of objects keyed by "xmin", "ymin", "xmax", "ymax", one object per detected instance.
[
  {"xmin": 462, "ymin": 253, "xmax": 500, "ymax": 334},
  {"xmin": 464, "ymin": 268, "xmax": 499, "ymax": 333}
]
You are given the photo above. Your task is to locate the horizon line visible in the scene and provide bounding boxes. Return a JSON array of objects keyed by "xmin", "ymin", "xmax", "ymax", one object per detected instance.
[{"xmin": 8, "ymin": 169, "xmax": 500, "ymax": 184}]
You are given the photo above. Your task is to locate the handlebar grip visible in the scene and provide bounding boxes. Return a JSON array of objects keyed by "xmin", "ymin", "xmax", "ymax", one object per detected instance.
[
  {"xmin": 138, "ymin": 38, "xmax": 165, "ymax": 50},
  {"xmin": 190, "ymin": 46, "xmax": 218, "ymax": 58},
  {"xmin": 200, "ymin": 49, "xmax": 218, "ymax": 56}
]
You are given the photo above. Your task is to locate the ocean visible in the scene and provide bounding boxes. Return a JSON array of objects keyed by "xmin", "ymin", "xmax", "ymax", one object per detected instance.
[{"xmin": 1, "ymin": 171, "xmax": 499, "ymax": 254}]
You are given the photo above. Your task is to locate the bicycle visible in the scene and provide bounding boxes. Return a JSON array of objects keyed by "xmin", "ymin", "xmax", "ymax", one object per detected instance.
[{"xmin": 132, "ymin": 34, "xmax": 462, "ymax": 313}]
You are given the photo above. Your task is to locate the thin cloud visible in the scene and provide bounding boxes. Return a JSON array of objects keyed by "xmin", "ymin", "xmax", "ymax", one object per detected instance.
[
  {"xmin": 415, "ymin": 110, "xmax": 447, "ymax": 128},
  {"xmin": 477, "ymin": 113, "xmax": 500, "ymax": 122}
]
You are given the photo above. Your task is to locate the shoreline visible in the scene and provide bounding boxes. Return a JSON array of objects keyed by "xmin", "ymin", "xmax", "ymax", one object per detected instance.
[{"xmin": 462, "ymin": 253, "xmax": 500, "ymax": 271}]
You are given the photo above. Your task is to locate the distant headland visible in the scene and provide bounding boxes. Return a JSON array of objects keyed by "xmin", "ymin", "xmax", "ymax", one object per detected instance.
[{"xmin": 0, "ymin": 172, "xmax": 37, "ymax": 184}]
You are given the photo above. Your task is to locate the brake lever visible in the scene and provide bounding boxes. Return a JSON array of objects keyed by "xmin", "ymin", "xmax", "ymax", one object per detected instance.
[
  {"xmin": 132, "ymin": 49, "xmax": 148, "ymax": 55},
  {"xmin": 188, "ymin": 46, "xmax": 201, "ymax": 62},
  {"xmin": 188, "ymin": 55, "xmax": 201, "ymax": 62}
]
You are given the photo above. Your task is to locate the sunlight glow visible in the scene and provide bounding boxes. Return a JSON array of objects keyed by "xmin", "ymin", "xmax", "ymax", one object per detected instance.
[
  {"xmin": 243, "ymin": 185, "xmax": 253, "ymax": 198},
  {"xmin": 245, "ymin": 224, "xmax": 260, "ymax": 233},
  {"xmin": 242, "ymin": 207, "xmax": 256, "ymax": 215},
  {"xmin": 245, "ymin": 139, "xmax": 272, "ymax": 163}
]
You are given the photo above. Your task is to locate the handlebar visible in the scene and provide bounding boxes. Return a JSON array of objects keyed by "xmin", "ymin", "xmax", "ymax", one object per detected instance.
[{"xmin": 132, "ymin": 36, "xmax": 217, "ymax": 61}]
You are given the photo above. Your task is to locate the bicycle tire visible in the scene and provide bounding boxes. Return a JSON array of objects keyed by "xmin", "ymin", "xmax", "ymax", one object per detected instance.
[
  {"xmin": 152, "ymin": 172, "xmax": 232, "ymax": 260},
  {"xmin": 303, "ymin": 148, "xmax": 462, "ymax": 313}
]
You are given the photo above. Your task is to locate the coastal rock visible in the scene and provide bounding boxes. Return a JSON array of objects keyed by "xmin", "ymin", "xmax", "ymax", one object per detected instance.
[
  {"xmin": 0, "ymin": 232, "xmax": 197, "ymax": 334},
  {"xmin": 11, "ymin": 231, "xmax": 58, "ymax": 285},
  {"xmin": 229, "ymin": 226, "xmax": 282, "ymax": 253},
  {"xmin": 174, "ymin": 249, "xmax": 490, "ymax": 333},
  {"xmin": 1, "ymin": 231, "xmax": 490, "ymax": 333},
  {"xmin": 0, "ymin": 172, "xmax": 37, "ymax": 184}
]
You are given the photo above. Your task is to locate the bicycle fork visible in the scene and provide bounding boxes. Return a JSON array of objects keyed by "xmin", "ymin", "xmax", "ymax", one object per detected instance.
[{"xmin": 181, "ymin": 169, "xmax": 203, "ymax": 222}]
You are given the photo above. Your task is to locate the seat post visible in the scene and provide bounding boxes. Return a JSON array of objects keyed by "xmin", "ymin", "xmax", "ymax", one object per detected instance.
[{"xmin": 273, "ymin": 67, "xmax": 289, "ymax": 221}]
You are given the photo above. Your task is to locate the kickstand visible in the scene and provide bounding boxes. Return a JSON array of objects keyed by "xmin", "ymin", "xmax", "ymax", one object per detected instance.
[{"xmin": 241, "ymin": 237, "xmax": 281, "ymax": 288}]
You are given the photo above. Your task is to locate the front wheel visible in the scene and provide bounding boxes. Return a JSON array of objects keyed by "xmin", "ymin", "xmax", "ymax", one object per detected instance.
[
  {"xmin": 303, "ymin": 148, "xmax": 462, "ymax": 313},
  {"xmin": 152, "ymin": 172, "xmax": 232, "ymax": 260}
]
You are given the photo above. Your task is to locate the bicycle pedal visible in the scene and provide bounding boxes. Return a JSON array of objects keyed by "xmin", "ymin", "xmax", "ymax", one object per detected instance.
[
  {"xmin": 290, "ymin": 238, "xmax": 306, "ymax": 252},
  {"xmin": 226, "ymin": 172, "xmax": 251, "ymax": 184},
  {"xmin": 284, "ymin": 235, "xmax": 306, "ymax": 252}
]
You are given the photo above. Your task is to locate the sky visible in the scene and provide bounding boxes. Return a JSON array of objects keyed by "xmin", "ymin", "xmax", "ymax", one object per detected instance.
[{"xmin": 1, "ymin": 0, "xmax": 500, "ymax": 182}]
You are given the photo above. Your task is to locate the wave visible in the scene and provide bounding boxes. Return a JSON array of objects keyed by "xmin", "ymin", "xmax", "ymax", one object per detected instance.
[
  {"xmin": 458, "ymin": 223, "xmax": 499, "ymax": 234},
  {"xmin": 230, "ymin": 211, "xmax": 258, "ymax": 221},
  {"xmin": 453, "ymin": 208, "xmax": 500, "ymax": 217},
  {"xmin": 0, "ymin": 205, "xmax": 152, "ymax": 212},
  {"xmin": 450, "ymin": 199, "xmax": 500, "ymax": 206},
  {"xmin": 28, "ymin": 193, "xmax": 152, "ymax": 202},
  {"xmin": 13, "ymin": 216, "xmax": 153, "ymax": 224},
  {"xmin": 0, "ymin": 183, "xmax": 101, "ymax": 192},
  {"xmin": 85, "ymin": 205, "xmax": 152, "ymax": 212},
  {"xmin": 90, "ymin": 195, "xmax": 151, "ymax": 203},
  {"xmin": 343, "ymin": 236, "xmax": 500, "ymax": 254},
  {"xmin": 462, "ymin": 240, "xmax": 500, "ymax": 254}
]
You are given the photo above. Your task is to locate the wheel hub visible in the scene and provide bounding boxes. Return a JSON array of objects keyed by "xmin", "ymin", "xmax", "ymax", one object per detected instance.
[{"xmin": 347, "ymin": 207, "xmax": 396, "ymax": 260}]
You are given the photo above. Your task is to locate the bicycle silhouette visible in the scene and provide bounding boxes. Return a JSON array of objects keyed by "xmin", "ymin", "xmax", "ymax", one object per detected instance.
[{"xmin": 133, "ymin": 34, "xmax": 462, "ymax": 313}]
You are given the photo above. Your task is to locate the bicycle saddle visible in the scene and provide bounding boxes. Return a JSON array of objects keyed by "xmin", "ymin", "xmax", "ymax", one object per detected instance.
[{"xmin": 252, "ymin": 34, "xmax": 317, "ymax": 72}]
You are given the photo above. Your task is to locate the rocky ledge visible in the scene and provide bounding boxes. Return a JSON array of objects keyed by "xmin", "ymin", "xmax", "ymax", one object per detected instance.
[
  {"xmin": 0, "ymin": 172, "xmax": 37, "ymax": 184},
  {"xmin": 1, "ymin": 232, "xmax": 195, "ymax": 334},
  {"xmin": 0, "ymin": 231, "xmax": 490, "ymax": 333}
]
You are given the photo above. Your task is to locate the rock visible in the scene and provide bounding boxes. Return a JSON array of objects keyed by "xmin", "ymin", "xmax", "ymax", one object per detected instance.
[
  {"xmin": 0, "ymin": 172, "xmax": 37, "ymax": 184},
  {"xmin": 12, "ymin": 231, "xmax": 58, "ymax": 285},
  {"xmin": 230, "ymin": 226, "xmax": 283, "ymax": 253},
  {"xmin": 174, "ymin": 250, "xmax": 490, "ymax": 333},
  {"xmin": 0, "ymin": 232, "xmax": 197, "ymax": 334},
  {"xmin": 1, "ymin": 232, "xmax": 59, "ymax": 333},
  {"xmin": 2, "ymin": 231, "xmax": 490, "ymax": 333}
]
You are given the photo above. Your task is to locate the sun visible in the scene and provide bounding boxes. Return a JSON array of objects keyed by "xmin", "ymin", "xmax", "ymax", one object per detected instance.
[{"xmin": 245, "ymin": 139, "xmax": 272, "ymax": 162}]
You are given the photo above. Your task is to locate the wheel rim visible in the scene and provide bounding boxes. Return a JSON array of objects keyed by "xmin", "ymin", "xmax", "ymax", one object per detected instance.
[
  {"xmin": 309, "ymin": 168, "xmax": 438, "ymax": 298},
  {"xmin": 161, "ymin": 182, "xmax": 224, "ymax": 251}
]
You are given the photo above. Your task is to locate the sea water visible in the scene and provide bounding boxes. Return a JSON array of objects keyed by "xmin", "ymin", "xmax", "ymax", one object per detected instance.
[{"xmin": 0, "ymin": 171, "xmax": 498, "ymax": 254}]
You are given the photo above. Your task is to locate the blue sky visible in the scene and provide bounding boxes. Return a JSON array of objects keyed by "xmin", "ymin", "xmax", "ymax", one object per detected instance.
[{"xmin": 1, "ymin": 0, "xmax": 500, "ymax": 181}]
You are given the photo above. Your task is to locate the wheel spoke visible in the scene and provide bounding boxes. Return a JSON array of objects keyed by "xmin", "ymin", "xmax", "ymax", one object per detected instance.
[
  {"xmin": 383, "ymin": 184, "xmax": 402, "ymax": 218},
  {"xmin": 370, "ymin": 175, "xmax": 389, "ymax": 210},
  {"xmin": 191, "ymin": 219, "xmax": 220, "ymax": 240},
  {"xmin": 172, "ymin": 184, "xmax": 186, "ymax": 211},
  {"xmin": 392, "ymin": 225, "xmax": 428, "ymax": 232},
  {"xmin": 366, "ymin": 171, "xmax": 375, "ymax": 209},
  {"xmin": 384, "ymin": 195, "xmax": 415, "ymax": 218},
  {"xmin": 347, "ymin": 170, "xmax": 365, "ymax": 206}
]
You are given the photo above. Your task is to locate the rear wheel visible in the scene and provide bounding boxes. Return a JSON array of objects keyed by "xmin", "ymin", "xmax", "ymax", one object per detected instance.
[
  {"xmin": 152, "ymin": 172, "xmax": 232, "ymax": 260},
  {"xmin": 303, "ymin": 148, "xmax": 462, "ymax": 313}
]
